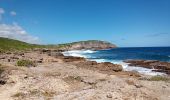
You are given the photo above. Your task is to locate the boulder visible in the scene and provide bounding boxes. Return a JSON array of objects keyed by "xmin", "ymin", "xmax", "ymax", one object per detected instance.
[{"xmin": 98, "ymin": 62, "xmax": 123, "ymax": 72}]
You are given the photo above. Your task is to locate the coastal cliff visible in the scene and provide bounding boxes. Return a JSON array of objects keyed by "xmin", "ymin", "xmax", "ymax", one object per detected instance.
[
  {"xmin": 0, "ymin": 38, "xmax": 116, "ymax": 52},
  {"xmin": 62, "ymin": 40, "xmax": 116, "ymax": 50}
]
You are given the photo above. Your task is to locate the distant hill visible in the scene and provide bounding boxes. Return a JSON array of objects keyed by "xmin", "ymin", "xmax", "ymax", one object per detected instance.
[
  {"xmin": 0, "ymin": 37, "xmax": 44, "ymax": 52},
  {"xmin": 0, "ymin": 37, "xmax": 116, "ymax": 52},
  {"xmin": 63, "ymin": 40, "xmax": 116, "ymax": 50}
]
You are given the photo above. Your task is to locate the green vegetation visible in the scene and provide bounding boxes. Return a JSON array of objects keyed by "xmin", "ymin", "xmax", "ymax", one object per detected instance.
[
  {"xmin": 16, "ymin": 59, "xmax": 36, "ymax": 67},
  {"xmin": 0, "ymin": 37, "xmax": 45, "ymax": 52},
  {"xmin": 0, "ymin": 37, "xmax": 115, "ymax": 52},
  {"xmin": 148, "ymin": 75, "xmax": 169, "ymax": 81},
  {"xmin": 140, "ymin": 75, "xmax": 170, "ymax": 81},
  {"xmin": 0, "ymin": 37, "xmax": 69, "ymax": 52}
]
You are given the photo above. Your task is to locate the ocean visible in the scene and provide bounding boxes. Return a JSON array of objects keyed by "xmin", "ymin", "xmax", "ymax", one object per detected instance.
[{"xmin": 63, "ymin": 47, "xmax": 170, "ymax": 76}]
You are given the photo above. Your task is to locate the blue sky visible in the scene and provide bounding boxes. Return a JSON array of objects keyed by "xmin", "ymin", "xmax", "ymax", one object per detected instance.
[{"xmin": 0, "ymin": 0, "xmax": 170, "ymax": 47}]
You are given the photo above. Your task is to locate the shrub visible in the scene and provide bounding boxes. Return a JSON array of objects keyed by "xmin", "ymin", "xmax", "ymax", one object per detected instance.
[{"xmin": 17, "ymin": 59, "xmax": 36, "ymax": 67}]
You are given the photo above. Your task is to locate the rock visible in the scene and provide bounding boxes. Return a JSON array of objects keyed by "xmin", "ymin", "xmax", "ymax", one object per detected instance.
[
  {"xmin": 8, "ymin": 59, "xmax": 10, "ymax": 62},
  {"xmin": 62, "ymin": 56, "xmax": 86, "ymax": 62},
  {"xmin": 86, "ymin": 61, "xmax": 98, "ymax": 65},
  {"xmin": 10, "ymin": 56, "xmax": 19, "ymax": 59},
  {"xmin": 124, "ymin": 60, "xmax": 170, "ymax": 75},
  {"xmin": 73, "ymin": 60, "xmax": 123, "ymax": 75},
  {"xmin": 37, "ymin": 59, "xmax": 43, "ymax": 63},
  {"xmin": 0, "ymin": 80, "xmax": 6, "ymax": 85},
  {"xmin": 106, "ymin": 93, "xmax": 112, "ymax": 98},
  {"xmin": 40, "ymin": 49, "xmax": 51, "ymax": 54},
  {"xmin": 0, "ymin": 56, "xmax": 5, "ymax": 59},
  {"xmin": 82, "ymin": 78, "xmax": 97, "ymax": 85},
  {"xmin": 128, "ymin": 71, "xmax": 141, "ymax": 77},
  {"xmin": 17, "ymin": 53, "xmax": 24, "ymax": 56},
  {"xmin": 6, "ymin": 52, "xmax": 12, "ymax": 54},
  {"xmin": 134, "ymin": 84, "xmax": 143, "ymax": 88},
  {"xmin": 48, "ymin": 52, "xmax": 64, "ymax": 57},
  {"xmin": 98, "ymin": 62, "xmax": 123, "ymax": 72}
]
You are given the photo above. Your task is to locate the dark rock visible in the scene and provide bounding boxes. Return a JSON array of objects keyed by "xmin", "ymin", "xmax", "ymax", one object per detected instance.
[
  {"xmin": 41, "ymin": 49, "xmax": 51, "ymax": 53},
  {"xmin": 6, "ymin": 52, "xmax": 12, "ymax": 54},
  {"xmin": 124, "ymin": 60, "xmax": 170, "ymax": 75},
  {"xmin": 62, "ymin": 56, "xmax": 86, "ymax": 62},
  {"xmin": 98, "ymin": 62, "xmax": 123, "ymax": 72},
  {"xmin": 0, "ymin": 80, "xmax": 6, "ymax": 85},
  {"xmin": 106, "ymin": 93, "xmax": 112, "ymax": 98},
  {"xmin": 48, "ymin": 52, "xmax": 64, "ymax": 57},
  {"xmin": 0, "ymin": 56, "xmax": 5, "ymax": 59},
  {"xmin": 10, "ymin": 56, "xmax": 19, "ymax": 59},
  {"xmin": 36, "ymin": 58, "xmax": 43, "ymax": 63}
]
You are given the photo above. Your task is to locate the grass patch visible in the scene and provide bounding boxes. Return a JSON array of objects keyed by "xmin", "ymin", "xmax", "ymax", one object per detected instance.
[
  {"xmin": 149, "ymin": 75, "xmax": 169, "ymax": 81},
  {"xmin": 17, "ymin": 59, "xmax": 36, "ymax": 67},
  {"xmin": 140, "ymin": 75, "xmax": 170, "ymax": 81}
]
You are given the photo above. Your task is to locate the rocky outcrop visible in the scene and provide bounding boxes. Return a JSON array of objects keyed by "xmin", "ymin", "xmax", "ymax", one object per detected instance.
[
  {"xmin": 72, "ymin": 61, "xmax": 123, "ymax": 73},
  {"xmin": 67, "ymin": 40, "xmax": 116, "ymax": 50},
  {"xmin": 124, "ymin": 60, "xmax": 170, "ymax": 74}
]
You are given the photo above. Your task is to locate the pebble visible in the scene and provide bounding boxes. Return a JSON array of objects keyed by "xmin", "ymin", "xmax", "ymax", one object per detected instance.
[{"xmin": 106, "ymin": 93, "xmax": 112, "ymax": 98}]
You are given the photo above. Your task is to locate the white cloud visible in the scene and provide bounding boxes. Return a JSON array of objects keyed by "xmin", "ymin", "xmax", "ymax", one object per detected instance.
[
  {"xmin": 0, "ymin": 8, "xmax": 5, "ymax": 21},
  {"xmin": 0, "ymin": 8, "xmax": 4, "ymax": 14},
  {"xmin": 0, "ymin": 23, "xmax": 40, "ymax": 44},
  {"xmin": 10, "ymin": 11, "xmax": 16, "ymax": 16}
]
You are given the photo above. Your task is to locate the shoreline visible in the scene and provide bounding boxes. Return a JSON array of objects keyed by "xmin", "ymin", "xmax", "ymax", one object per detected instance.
[
  {"xmin": 63, "ymin": 49, "xmax": 170, "ymax": 76},
  {"xmin": 0, "ymin": 49, "xmax": 170, "ymax": 99}
]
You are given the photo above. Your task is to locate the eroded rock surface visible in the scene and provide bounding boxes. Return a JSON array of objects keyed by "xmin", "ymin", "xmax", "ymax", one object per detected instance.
[{"xmin": 124, "ymin": 60, "xmax": 170, "ymax": 74}]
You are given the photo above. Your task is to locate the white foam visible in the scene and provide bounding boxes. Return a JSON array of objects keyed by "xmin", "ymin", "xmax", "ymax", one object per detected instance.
[
  {"xmin": 110, "ymin": 60, "xmax": 165, "ymax": 76},
  {"xmin": 62, "ymin": 50, "xmax": 96, "ymax": 58},
  {"xmin": 62, "ymin": 50, "xmax": 165, "ymax": 76},
  {"xmin": 89, "ymin": 59, "xmax": 108, "ymax": 63},
  {"xmin": 90, "ymin": 59, "xmax": 165, "ymax": 76}
]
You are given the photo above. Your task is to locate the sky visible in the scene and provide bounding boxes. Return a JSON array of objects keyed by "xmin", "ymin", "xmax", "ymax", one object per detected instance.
[{"xmin": 0, "ymin": 0, "xmax": 170, "ymax": 47}]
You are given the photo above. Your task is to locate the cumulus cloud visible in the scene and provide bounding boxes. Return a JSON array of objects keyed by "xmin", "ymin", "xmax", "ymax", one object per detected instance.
[
  {"xmin": 10, "ymin": 11, "xmax": 16, "ymax": 16},
  {"xmin": 0, "ymin": 23, "xmax": 40, "ymax": 44},
  {"xmin": 0, "ymin": 8, "xmax": 5, "ymax": 21}
]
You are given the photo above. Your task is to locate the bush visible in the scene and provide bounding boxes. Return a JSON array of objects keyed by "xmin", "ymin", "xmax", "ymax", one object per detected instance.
[{"xmin": 17, "ymin": 59, "xmax": 36, "ymax": 67}]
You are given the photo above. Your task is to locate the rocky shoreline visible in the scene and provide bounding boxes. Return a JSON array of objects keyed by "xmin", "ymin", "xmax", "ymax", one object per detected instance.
[
  {"xmin": 124, "ymin": 60, "xmax": 170, "ymax": 75},
  {"xmin": 0, "ymin": 49, "xmax": 170, "ymax": 100}
]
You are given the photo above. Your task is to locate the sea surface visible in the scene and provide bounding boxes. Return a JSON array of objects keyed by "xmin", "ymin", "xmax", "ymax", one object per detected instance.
[{"xmin": 63, "ymin": 47, "xmax": 170, "ymax": 75}]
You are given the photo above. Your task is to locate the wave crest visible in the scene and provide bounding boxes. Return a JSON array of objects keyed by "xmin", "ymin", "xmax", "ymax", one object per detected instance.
[{"xmin": 62, "ymin": 50, "xmax": 96, "ymax": 58}]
